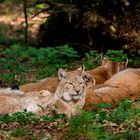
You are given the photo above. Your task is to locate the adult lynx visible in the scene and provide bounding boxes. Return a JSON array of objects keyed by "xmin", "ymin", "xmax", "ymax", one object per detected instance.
[
  {"xmin": 85, "ymin": 68, "xmax": 140, "ymax": 110},
  {"xmin": 0, "ymin": 66, "xmax": 94, "ymax": 117}
]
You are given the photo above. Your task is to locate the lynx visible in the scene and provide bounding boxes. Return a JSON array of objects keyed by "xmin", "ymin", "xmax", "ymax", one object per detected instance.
[
  {"xmin": 49, "ymin": 66, "xmax": 95, "ymax": 116},
  {"xmin": 0, "ymin": 90, "xmax": 53, "ymax": 115},
  {"xmin": 85, "ymin": 68, "xmax": 140, "ymax": 110},
  {"xmin": 20, "ymin": 77, "xmax": 59, "ymax": 93},
  {"xmin": 0, "ymin": 66, "xmax": 95, "ymax": 117}
]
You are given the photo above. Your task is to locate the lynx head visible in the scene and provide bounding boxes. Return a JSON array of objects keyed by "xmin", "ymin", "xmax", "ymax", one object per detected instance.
[
  {"xmin": 54, "ymin": 66, "xmax": 95, "ymax": 103},
  {"xmin": 101, "ymin": 57, "xmax": 128, "ymax": 72}
]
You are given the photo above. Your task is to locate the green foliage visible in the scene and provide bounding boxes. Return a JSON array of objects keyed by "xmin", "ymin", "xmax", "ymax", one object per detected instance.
[
  {"xmin": 64, "ymin": 99, "xmax": 140, "ymax": 139},
  {"xmin": 41, "ymin": 113, "xmax": 66, "ymax": 123},
  {"xmin": 105, "ymin": 50, "xmax": 128, "ymax": 62},
  {"xmin": 0, "ymin": 99, "xmax": 139, "ymax": 139},
  {"xmin": 106, "ymin": 100, "xmax": 133, "ymax": 123},
  {"xmin": 66, "ymin": 109, "xmax": 105, "ymax": 139},
  {"xmin": 1, "ymin": 44, "xmax": 78, "ymax": 69},
  {"xmin": 1, "ymin": 46, "xmax": 139, "ymax": 87},
  {"xmin": 10, "ymin": 127, "xmax": 30, "ymax": 137},
  {"xmin": 84, "ymin": 49, "xmax": 129, "ymax": 70},
  {"xmin": 35, "ymin": 3, "xmax": 47, "ymax": 10},
  {"xmin": 92, "ymin": 99, "xmax": 140, "ymax": 125},
  {"xmin": 128, "ymin": 56, "xmax": 140, "ymax": 67},
  {"xmin": 11, "ymin": 111, "xmax": 38, "ymax": 124},
  {"xmin": 84, "ymin": 50, "xmax": 101, "ymax": 69},
  {"xmin": 39, "ymin": 44, "xmax": 79, "ymax": 67},
  {"xmin": 0, "ymin": 111, "xmax": 37, "ymax": 124},
  {"xmin": 0, "ymin": 35, "xmax": 8, "ymax": 43},
  {"xmin": 0, "ymin": 44, "xmax": 79, "ymax": 86}
]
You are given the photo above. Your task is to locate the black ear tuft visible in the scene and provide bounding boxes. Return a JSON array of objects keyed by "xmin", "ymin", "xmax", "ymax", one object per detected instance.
[
  {"xmin": 100, "ymin": 53, "xmax": 104, "ymax": 60},
  {"xmin": 122, "ymin": 59, "xmax": 128, "ymax": 68},
  {"xmin": 102, "ymin": 56, "xmax": 108, "ymax": 60},
  {"xmin": 77, "ymin": 65, "xmax": 85, "ymax": 73}
]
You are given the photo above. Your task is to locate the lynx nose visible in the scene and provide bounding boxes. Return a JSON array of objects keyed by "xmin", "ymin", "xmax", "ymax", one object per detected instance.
[{"xmin": 74, "ymin": 86, "xmax": 81, "ymax": 93}]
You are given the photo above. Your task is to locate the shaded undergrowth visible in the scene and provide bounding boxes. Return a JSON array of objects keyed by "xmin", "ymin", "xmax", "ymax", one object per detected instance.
[
  {"xmin": 0, "ymin": 100, "xmax": 139, "ymax": 140},
  {"xmin": 1, "ymin": 43, "xmax": 139, "ymax": 87}
]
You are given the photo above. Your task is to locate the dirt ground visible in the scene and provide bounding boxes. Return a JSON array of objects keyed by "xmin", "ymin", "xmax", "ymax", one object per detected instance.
[{"xmin": 0, "ymin": 2, "xmax": 49, "ymax": 41}]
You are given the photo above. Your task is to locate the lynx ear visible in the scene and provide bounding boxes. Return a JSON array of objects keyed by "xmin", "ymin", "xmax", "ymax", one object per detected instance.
[
  {"xmin": 58, "ymin": 68, "xmax": 67, "ymax": 80},
  {"xmin": 77, "ymin": 65, "xmax": 85, "ymax": 73},
  {"xmin": 122, "ymin": 59, "xmax": 128, "ymax": 68},
  {"xmin": 101, "ymin": 56, "xmax": 109, "ymax": 66},
  {"xmin": 100, "ymin": 53, "xmax": 104, "ymax": 60},
  {"xmin": 83, "ymin": 73, "xmax": 96, "ymax": 86}
]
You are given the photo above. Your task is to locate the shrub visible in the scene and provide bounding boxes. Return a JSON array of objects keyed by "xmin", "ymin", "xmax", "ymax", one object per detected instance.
[
  {"xmin": 105, "ymin": 50, "xmax": 128, "ymax": 62},
  {"xmin": 0, "ymin": 43, "xmax": 79, "ymax": 86}
]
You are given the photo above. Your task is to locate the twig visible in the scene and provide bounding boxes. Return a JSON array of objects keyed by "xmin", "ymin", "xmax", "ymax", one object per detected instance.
[
  {"xmin": 54, "ymin": 39, "xmax": 93, "ymax": 50},
  {"xmin": 23, "ymin": 0, "xmax": 28, "ymax": 43}
]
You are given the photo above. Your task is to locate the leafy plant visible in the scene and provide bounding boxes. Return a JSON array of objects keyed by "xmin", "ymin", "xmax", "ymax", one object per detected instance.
[
  {"xmin": 63, "ymin": 99, "xmax": 140, "ymax": 139},
  {"xmin": 105, "ymin": 50, "xmax": 128, "ymax": 62},
  {"xmin": 65, "ymin": 109, "xmax": 106, "ymax": 139},
  {"xmin": 10, "ymin": 127, "xmax": 30, "ymax": 137},
  {"xmin": 0, "ymin": 99, "xmax": 139, "ymax": 139},
  {"xmin": 128, "ymin": 56, "xmax": 140, "ymax": 67},
  {"xmin": 84, "ymin": 50, "xmax": 101, "ymax": 69},
  {"xmin": 0, "ymin": 43, "xmax": 79, "ymax": 86},
  {"xmin": 83, "ymin": 49, "xmax": 130, "ymax": 70}
]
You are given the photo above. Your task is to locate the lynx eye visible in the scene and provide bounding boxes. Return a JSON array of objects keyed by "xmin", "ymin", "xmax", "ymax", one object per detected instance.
[
  {"xmin": 68, "ymin": 82, "xmax": 73, "ymax": 85},
  {"xmin": 79, "ymin": 82, "xmax": 83, "ymax": 84}
]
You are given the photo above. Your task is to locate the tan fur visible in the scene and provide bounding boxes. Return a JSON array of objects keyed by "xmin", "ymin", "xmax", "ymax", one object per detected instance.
[
  {"xmin": 86, "ymin": 58, "xmax": 127, "ymax": 84},
  {"xmin": 0, "ymin": 88, "xmax": 24, "ymax": 95},
  {"xmin": 0, "ymin": 90, "xmax": 53, "ymax": 115},
  {"xmin": 49, "ymin": 67, "xmax": 95, "ymax": 117},
  {"xmin": 20, "ymin": 69, "xmax": 84, "ymax": 93},
  {"xmin": 20, "ymin": 58, "xmax": 126, "ymax": 93},
  {"xmin": 0, "ymin": 68, "xmax": 95, "ymax": 117},
  {"xmin": 20, "ymin": 77, "xmax": 59, "ymax": 93},
  {"xmin": 85, "ymin": 68, "xmax": 140, "ymax": 110}
]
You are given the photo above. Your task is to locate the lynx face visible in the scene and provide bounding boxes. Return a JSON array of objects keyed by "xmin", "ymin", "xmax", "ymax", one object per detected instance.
[
  {"xmin": 55, "ymin": 66, "xmax": 95, "ymax": 103},
  {"xmin": 86, "ymin": 57, "xmax": 128, "ymax": 84},
  {"xmin": 56, "ymin": 74, "xmax": 85, "ymax": 102},
  {"xmin": 101, "ymin": 57, "xmax": 128, "ymax": 72},
  {"xmin": 48, "ymin": 66, "xmax": 95, "ymax": 117}
]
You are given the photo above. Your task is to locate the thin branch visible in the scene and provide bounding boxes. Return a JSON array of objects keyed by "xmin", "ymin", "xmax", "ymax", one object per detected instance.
[
  {"xmin": 54, "ymin": 40, "xmax": 93, "ymax": 50},
  {"xmin": 23, "ymin": 0, "xmax": 28, "ymax": 43}
]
